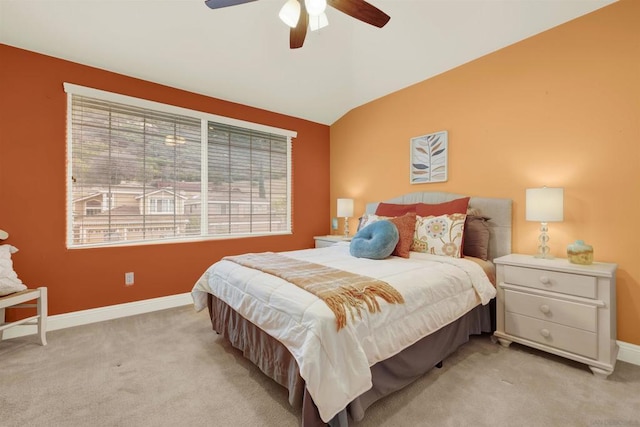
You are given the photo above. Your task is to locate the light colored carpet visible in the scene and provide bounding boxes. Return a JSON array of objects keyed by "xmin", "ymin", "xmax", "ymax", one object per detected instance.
[{"xmin": 1, "ymin": 305, "xmax": 638, "ymax": 427}]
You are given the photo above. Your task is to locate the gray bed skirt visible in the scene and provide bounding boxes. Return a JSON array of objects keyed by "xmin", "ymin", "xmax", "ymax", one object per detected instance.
[{"xmin": 207, "ymin": 294, "xmax": 493, "ymax": 426}]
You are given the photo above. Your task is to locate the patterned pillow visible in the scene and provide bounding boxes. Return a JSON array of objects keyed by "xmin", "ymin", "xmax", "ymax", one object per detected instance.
[{"xmin": 412, "ymin": 213, "xmax": 467, "ymax": 258}]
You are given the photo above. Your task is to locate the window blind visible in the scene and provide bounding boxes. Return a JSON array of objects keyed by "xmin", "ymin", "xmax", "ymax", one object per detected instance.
[
  {"xmin": 207, "ymin": 122, "xmax": 289, "ymax": 236},
  {"xmin": 66, "ymin": 85, "xmax": 292, "ymax": 248}
]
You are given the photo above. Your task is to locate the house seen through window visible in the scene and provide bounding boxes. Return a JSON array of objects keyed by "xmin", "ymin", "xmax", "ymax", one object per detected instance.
[{"xmin": 65, "ymin": 84, "xmax": 295, "ymax": 248}]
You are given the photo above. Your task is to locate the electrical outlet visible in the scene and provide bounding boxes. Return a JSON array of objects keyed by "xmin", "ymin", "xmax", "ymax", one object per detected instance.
[{"xmin": 125, "ymin": 272, "xmax": 134, "ymax": 286}]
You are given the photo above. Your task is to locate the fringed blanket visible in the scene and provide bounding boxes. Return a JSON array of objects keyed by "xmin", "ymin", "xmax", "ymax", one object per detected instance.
[{"xmin": 224, "ymin": 252, "xmax": 404, "ymax": 330}]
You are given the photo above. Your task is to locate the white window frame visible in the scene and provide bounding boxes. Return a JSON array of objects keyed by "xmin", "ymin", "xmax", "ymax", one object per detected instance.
[
  {"xmin": 64, "ymin": 83, "xmax": 296, "ymax": 249},
  {"xmin": 149, "ymin": 198, "xmax": 174, "ymax": 215}
]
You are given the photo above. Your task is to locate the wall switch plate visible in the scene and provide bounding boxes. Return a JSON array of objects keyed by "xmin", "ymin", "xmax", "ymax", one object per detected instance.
[{"xmin": 125, "ymin": 272, "xmax": 134, "ymax": 286}]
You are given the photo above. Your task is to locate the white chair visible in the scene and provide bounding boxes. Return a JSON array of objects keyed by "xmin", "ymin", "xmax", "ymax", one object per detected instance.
[{"xmin": 0, "ymin": 287, "xmax": 48, "ymax": 345}]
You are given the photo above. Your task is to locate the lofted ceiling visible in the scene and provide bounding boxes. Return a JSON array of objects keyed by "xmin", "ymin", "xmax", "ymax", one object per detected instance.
[{"xmin": 0, "ymin": 0, "xmax": 616, "ymax": 125}]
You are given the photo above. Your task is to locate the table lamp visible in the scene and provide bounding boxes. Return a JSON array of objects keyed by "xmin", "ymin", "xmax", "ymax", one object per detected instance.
[
  {"xmin": 336, "ymin": 198, "xmax": 354, "ymax": 238},
  {"xmin": 526, "ymin": 187, "xmax": 564, "ymax": 259}
]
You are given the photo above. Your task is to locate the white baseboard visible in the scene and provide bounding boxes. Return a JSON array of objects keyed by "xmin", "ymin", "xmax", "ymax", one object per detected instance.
[
  {"xmin": 2, "ymin": 292, "xmax": 193, "ymax": 340},
  {"xmin": 4, "ymin": 293, "xmax": 640, "ymax": 368},
  {"xmin": 617, "ymin": 340, "xmax": 640, "ymax": 366}
]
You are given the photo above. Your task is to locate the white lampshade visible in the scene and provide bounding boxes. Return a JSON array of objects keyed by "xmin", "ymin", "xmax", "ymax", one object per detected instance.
[
  {"xmin": 305, "ymin": 0, "xmax": 327, "ymax": 16},
  {"xmin": 526, "ymin": 187, "xmax": 564, "ymax": 222},
  {"xmin": 0, "ymin": 229, "xmax": 8, "ymax": 240},
  {"xmin": 279, "ymin": 0, "xmax": 301, "ymax": 28},
  {"xmin": 337, "ymin": 198, "xmax": 354, "ymax": 218},
  {"xmin": 309, "ymin": 12, "xmax": 328, "ymax": 31}
]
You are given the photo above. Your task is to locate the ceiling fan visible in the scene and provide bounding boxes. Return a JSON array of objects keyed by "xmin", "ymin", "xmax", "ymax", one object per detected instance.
[{"xmin": 204, "ymin": 0, "xmax": 390, "ymax": 49}]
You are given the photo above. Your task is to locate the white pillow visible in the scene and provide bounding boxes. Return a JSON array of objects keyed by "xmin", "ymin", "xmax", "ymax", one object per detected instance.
[
  {"xmin": 0, "ymin": 244, "xmax": 28, "ymax": 296},
  {"xmin": 358, "ymin": 213, "xmax": 390, "ymax": 231}
]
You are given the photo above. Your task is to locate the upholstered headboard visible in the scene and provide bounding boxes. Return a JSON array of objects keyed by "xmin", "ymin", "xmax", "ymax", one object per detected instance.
[{"xmin": 365, "ymin": 192, "xmax": 512, "ymax": 261}]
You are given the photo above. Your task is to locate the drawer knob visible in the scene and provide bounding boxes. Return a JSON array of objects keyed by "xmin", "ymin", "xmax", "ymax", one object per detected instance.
[
  {"xmin": 539, "ymin": 276, "xmax": 551, "ymax": 285},
  {"xmin": 539, "ymin": 304, "xmax": 551, "ymax": 314},
  {"xmin": 540, "ymin": 328, "xmax": 551, "ymax": 338}
]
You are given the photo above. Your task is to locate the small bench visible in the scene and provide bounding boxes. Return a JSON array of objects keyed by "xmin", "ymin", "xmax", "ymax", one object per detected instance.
[{"xmin": 0, "ymin": 287, "xmax": 48, "ymax": 345}]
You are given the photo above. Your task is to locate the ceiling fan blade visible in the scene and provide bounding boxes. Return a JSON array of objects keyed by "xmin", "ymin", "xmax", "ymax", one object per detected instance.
[
  {"xmin": 327, "ymin": 0, "xmax": 390, "ymax": 28},
  {"xmin": 204, "ymin": 0, "xmax": 258, "ymax": 9},
  {"xmin": 290, "ymin": 2, "xmax": 309, "ymax": 49}
]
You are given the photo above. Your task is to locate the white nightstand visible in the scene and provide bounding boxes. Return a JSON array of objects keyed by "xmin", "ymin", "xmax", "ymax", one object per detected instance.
[
  {"xmin": 314, "ymin": 235, "xmax": 351, "ymax": 248},
  {"xmin": 493, "ymin": 254, "xmax": 617, "ymax": 378}
]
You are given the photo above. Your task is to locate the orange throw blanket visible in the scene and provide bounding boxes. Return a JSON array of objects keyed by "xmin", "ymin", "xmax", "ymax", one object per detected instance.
[{"xmin": 224, "ymin": 252, "xmax": 404, "ymax": 331}]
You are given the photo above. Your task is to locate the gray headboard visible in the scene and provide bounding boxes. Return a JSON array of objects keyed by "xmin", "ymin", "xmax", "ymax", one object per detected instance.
[{"xmin": 365, "ymin": 192, "xmax": 512, "ymax": 261}]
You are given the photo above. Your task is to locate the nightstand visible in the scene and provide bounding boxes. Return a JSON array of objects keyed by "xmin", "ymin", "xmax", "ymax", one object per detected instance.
[
  {"xmin": 314, "ymin": 235, "xmax": 351, "ymax": 248},
  {"xmin": 493, "ymin": 254, "xmax": 617, "ymax": 378}
]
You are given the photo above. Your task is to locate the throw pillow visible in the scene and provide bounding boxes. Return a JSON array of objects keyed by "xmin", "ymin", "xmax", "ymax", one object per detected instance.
[
  {"xmin": 374, "ymin": 202, "xmax": 419, "ymax": 217},
  {"xmin": 350, "ymin": 220, "xmax": 399, "ymax": 260},
  {"xmin": 412, "ymin": 213, "xmax": 467, "ymax": 258},
  {"xmin": 387, "ymin": 212, "xmax": 417, "ymax": 258},
  {"xmin": 358, "ymin": 213, "xmax": 389, "ymax": 231},
  {"xmin": 415, "ymin": 197, "xmax": 470, "ymax": 217},
  {"xmin": 463, "ymin": 215, "xmax": 491, "ymax": 260},
  {"xmin": 0, "ymin": 244, "xmax": 28, "ymax": 296}
]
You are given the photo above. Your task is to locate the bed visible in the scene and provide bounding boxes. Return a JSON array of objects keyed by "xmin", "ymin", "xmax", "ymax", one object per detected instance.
[{"xmin": 191, "ymin": 191, "xmax": 512, "ymax": 426}]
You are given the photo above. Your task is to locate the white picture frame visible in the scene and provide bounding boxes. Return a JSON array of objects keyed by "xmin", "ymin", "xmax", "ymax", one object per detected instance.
[{"xmin": 410, "ymin": 130, "xmax": 448, "ymax": 184}]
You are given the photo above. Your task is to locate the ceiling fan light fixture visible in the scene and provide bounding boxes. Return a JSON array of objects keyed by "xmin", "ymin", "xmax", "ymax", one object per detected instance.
[
  {"xmin": 309, "ymin": 12, "xmax": 328, "ymax": 31},
  {"xmin": 279, "ymin": 0, "xmax": 301, "ymax": 28},
  {"xmin": 305, "ymin": 0, "xmax": 326, "ymax": 16}
]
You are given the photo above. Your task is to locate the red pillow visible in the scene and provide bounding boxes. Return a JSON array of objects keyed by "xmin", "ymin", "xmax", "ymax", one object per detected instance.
[
  {"xmin": 415, "ymin": 197, "xmax": 470, "ymax": 217},
  {"xmin": 387, "ymin": 212, "xmax": 417, "ymax": 258},
  {"xmin": 375, "ymin": 202, "xmax": 418, "ymax": 217}
]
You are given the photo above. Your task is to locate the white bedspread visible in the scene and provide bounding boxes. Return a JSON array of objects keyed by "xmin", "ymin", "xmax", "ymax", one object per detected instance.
[{"xmin": 191, "ymin": 243, "xmax": 496, "ymax": 422}]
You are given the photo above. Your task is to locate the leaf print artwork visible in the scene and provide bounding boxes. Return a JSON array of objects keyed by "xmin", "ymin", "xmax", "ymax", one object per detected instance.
[{"xmin": 410, "ymin": 131, "xmax": 448, "ymax": 183}]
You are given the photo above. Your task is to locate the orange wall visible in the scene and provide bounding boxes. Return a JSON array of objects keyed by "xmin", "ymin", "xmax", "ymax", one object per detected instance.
[
  {"xmin": 0, "ymin": 44, "xmax": 330, "ymax": 316},
  {"xmin": 330, "ymin": 0, "xmax": 640, "ymax": 344}
]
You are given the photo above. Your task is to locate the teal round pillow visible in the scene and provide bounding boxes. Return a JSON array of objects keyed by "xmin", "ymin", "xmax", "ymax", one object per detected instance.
[{"xmin": 350, "ymin": 220, "xmax": 399, "ymax": 260}]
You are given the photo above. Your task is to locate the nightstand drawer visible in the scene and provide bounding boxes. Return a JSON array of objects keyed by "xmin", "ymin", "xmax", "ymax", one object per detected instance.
[
  {"xmin": 504, "ymin": 290, "xmax": 597, "ymax": 332},
  {"xmin": 315, "ymin": 239, "xmax": 336, "ymax": 248},
  {"xmin": 505, "ymin": 312, "xmax": 597, "ymax": 359},
  {"xmin": 503, "ymin": 265, "xmax": 596, "ymax": 299},
  {"xmin": 314, "ymin": 236, "xmax": 351, "ymax": 248}
]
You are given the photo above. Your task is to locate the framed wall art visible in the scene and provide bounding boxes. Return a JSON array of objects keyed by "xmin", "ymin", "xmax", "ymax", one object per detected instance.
[{"xmin": 410, "ymin": 130, "xmax": 448, "ymax": 184}]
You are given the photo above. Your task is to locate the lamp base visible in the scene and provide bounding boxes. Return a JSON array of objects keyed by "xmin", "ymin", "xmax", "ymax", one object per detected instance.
[{"xmin": 534, "ymin": 222, "xmax": 553, "ymax": 259}]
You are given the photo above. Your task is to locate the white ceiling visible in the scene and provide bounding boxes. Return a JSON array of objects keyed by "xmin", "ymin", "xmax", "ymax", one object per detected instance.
[{"xmin": 0, "ymin": 0, "xmax": 616, "ymax": 125}]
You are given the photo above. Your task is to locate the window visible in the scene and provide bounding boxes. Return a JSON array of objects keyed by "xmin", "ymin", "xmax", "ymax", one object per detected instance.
[
  {"xmin": 85, "ymin": 200, "xmax": 101, "ymax": 216},
  {"xmin": 65, "ymin": 84, "xmax": 295, "ymax": 248},
  {"xmin": 149, "ymin": 198, "xmax": 175, "ymax": 214}
]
